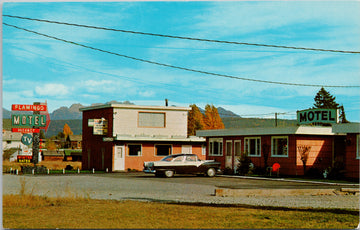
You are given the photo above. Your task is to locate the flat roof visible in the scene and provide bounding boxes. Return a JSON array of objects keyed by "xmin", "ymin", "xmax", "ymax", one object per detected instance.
[
  {"xmin": 80, "ymin": 103, "xmax": 191, "ymax": 112},
  {"xmin": 332, "ymin": 123, "xmax": 360, "ymax": 134},
  {"xmin": 196, "ymin": 126, "xmax": 335, "ymax": 137}
]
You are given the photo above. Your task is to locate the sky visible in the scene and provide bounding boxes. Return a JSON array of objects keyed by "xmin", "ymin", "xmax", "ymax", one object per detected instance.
[{"xmin": 2, "ymin": 1, "xmax": 360, "ymax": 122}]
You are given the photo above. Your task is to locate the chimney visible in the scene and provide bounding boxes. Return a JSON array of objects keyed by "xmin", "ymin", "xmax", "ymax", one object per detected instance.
[{"xmin": 165, "ymin": 99, "xmax": 168, "ymax": 107}]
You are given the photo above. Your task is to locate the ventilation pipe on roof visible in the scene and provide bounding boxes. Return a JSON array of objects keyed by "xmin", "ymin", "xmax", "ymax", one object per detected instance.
[{"xmin": 165, "ymin": 99, "xmax": 168, "ymax": 107}]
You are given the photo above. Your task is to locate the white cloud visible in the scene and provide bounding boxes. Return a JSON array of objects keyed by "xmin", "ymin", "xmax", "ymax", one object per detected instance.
[
  {"xmin": 35, "ymin": 83, "xmax": 69, "ymax": 96},
  {"xmin": 139, "ymin": 90, "xmax": 155, "ymax": 97}
]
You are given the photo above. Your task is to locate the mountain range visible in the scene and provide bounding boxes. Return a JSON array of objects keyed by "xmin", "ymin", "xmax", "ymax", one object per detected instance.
[{"xmin": 3, "ymin": 101, "xmax": 297, "ymax": 137}]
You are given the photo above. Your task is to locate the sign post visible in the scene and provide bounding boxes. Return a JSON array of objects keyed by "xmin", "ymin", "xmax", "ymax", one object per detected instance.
[{"xmin": 32, "ymin": 102, "xmax": 41, "ymax": 165}]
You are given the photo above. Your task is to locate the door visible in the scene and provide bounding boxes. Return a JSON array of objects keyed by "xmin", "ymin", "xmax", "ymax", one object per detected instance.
[
  {"xmin": 225, "ymin": 140, "xmax": 233, "ymax": 169},
  {"xmin": 234, "ymin": 140, "xmax": 241, "ymax": 173},
  {"xmin": 113, "ymin": 145, "xmax": 125, "ymax": 171}
]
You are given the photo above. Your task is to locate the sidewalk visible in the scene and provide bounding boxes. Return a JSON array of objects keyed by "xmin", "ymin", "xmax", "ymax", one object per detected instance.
[{"xmin": 219, "ymin": 174, "xmax": 359, "ymax": 186}]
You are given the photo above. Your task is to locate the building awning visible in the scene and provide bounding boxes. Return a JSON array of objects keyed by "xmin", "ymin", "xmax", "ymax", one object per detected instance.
[
  {"xmin": 196, "ymin": 126, "xmax": 335, "ymax": 137},
  {"xmin": 115, "ymin": 134, "xmax": 205, "ymax": 142}
]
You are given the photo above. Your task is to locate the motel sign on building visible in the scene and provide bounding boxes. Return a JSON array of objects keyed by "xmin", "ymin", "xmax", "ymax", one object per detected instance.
[{"xmin": 297, "ymin": 108, "xmax": 339, "ymax": 125}]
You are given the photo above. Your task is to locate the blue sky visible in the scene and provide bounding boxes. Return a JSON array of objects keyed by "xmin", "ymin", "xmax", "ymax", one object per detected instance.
[{"xmin": 2, "ymin": 1, "xmax": 360, "ymax": 121}]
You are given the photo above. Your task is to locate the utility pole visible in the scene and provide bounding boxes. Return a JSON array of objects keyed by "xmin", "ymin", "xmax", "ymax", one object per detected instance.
[{"xmin": 275, "ymin": 112, "xmax": 287, "ymax": 127}]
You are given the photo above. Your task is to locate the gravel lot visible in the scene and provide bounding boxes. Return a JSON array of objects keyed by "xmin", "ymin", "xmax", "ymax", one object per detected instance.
[{"xmin": 3, "ymin": 173, "xmax": 359, "ymax": 210}]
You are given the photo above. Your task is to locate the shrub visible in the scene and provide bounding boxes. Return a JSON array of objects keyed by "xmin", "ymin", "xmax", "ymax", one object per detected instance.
[
  {"xmin": 223, "ymin": 167, "xmax": 234, "ymax": 175},
  {"xmin": 21, "ymin": 165, "xmax": 48, "ymax": 174},
  {"xmin": 236, "ymin": 153, "xmax": 252, "ymax": 175},
  {"xmin": 65, "ymin": 165, "xmax": 74, "ymax": 170},
  {"xmin": 304, "ymin": 167, "xmax": 323, "ymax": 179},
  {"xmin": 327, "ymin": 161, "xmax": 345, "ymax": 180}
]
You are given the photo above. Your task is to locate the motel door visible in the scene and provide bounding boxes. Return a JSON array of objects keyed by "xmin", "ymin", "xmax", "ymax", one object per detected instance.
[
  {"xmin": 113, "ymin": 145, "xmax": 125, "ymax": 171},
  {"xmin": 225, "ymin": 141, "xmax": 233, "ymax": 169}
]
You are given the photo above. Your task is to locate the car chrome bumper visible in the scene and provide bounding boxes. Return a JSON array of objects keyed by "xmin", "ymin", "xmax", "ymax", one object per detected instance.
[{"xmin": 143, "ymin": 169, "xmax": 156, "ymax": 174}]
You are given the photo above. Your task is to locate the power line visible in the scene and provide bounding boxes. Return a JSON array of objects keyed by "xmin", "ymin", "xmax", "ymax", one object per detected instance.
[
  {"xmin": 4, "ymin": 22, "xmax": 360, "ymax": 88},
  {"xmin": 3, "ymin": 14, "xmax": 360, "ymax": 54}
]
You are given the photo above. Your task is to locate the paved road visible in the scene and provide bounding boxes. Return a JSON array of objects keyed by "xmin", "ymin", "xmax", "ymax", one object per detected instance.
[{"xmin": 3, "ymin": 173, "xmax": 359, "ymax": 210}]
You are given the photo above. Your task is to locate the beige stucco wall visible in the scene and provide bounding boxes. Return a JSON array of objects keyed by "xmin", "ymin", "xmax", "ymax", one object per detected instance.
[{"xmin": 113, "ymin": 107, "xmax": 189, "ymax": 137}]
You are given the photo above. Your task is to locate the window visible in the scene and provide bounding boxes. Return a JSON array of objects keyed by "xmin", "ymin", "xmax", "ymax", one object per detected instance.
[
  {"xmin": 234, "ymin": 140, "xmax": 241, "ymax": 157},
  {"xmin": 138, "ymin": 112, "xmax": 165, "ymax": 127},
  {"xmin": 155, "ymin": 144, "xmax": 172, "ymax": 156},
  {"xmin": 185, "ymin": 155, "xmax": 197, "ymax": 161},
  {"xmin": 128, "ymin": 144, "xmax": 142, "ymax": 156},
  {"xmin": 202, "ymin": 145, "xmax": 206, "ymax": 156},
  {"xmin": 209, "ymin": 138, "xmax": 223, "ymax": 156},
  {"xmin": 244, "ymin": 137, "xmax": 261, "ymax": 156},
  {"xmin": 271, "ymin": 136, "xmax": 288, "ymax": 157},
  {"xmin": 181, "ymin": 145, "xmax": 192, "ymax": 154},
  {"xmin": 226, "ymin": 140, "xmax": 232, "ymax": 156}
]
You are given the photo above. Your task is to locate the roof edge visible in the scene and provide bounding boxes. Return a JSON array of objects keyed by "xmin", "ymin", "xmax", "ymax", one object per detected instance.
[{"xmin": 80, "ymin": 103, "xmax": 191, "ymax": 112}]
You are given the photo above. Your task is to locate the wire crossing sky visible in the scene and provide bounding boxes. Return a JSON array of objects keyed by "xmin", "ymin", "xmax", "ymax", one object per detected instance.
[
  {"xmin": 4, "ymin": 22, "xmax": 359, "ymax": 88},
  {"xmin": 2, "ymin": 1, "xmax": 360, "ymax": 121},
  {"xmin": 4, "ymin": 14, "xmax": 360, "ymax": 54}
]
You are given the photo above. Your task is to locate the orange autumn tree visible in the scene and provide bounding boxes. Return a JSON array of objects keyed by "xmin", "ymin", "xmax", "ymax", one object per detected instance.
[
  {"xmin": 188, "ymin": 104, "xmax": 205, "ymax": 136},
  {"xmin": 63, "ymin": 123, "xmax": 73, "ymax": 138},
  {"xmin": 203, "ymin": 104, "xmax": 225, "ymax": 130}
]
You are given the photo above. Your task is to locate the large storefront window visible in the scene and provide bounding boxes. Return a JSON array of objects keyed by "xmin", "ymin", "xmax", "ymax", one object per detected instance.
[
  {"xmin": 244, "ymin": 137, "xmax": 261, "ymax": 156},
  {"xmin": 209, "ymin": 138, "xmax": 223, "ymax": 156},
  {"xmin": 271, "ymin": 136, "xmax": 288, "ymax": 157},
  {"xmin": 128, "ymin": 144, "xmax": 142, "ymax": 156},
  {"xmin": 155, "ymin": 144, "xmax": 172, "ymax": 156}
]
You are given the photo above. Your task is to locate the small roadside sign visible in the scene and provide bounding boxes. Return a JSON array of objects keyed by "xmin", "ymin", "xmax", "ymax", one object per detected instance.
[
  {"xmin": 12, "ymin": 128, "xmax": 40, "ymax": 133},
  {"xmin": 12, "ymin": 104, "xmax": 47, "ymax": 111},
  {"xmin": 21, "ymin": 134, "xmax": 33, "ymax": 145}
]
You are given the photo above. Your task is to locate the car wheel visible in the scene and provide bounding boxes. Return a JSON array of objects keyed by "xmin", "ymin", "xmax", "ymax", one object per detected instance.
[
  {"xmin": 164, "ymin": 170, "xmax": 174, "ymax": 178},
  {"xmin": 206, "ymin": 168, "xmax": 216, "ymax": 177}
]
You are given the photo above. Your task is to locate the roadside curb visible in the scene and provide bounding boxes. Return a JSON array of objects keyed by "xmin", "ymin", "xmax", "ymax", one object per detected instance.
[
  {"xmin": 215, "ymin": 188, "xmax": 337, "ymax": 197},
  {"xmin": 218, "ymin": 175, "xmax": 359, "ymax": 186}
]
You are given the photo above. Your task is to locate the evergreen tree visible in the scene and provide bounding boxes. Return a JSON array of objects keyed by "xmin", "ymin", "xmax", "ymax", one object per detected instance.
[
  {"xmin": 187, "ymin": 104, "xmax": 205, "ymax": 136},
  {"xmin": 313, "ymin": 87, "xmax": 339, "ymax": 109},
  {"xmin": 339, "ymin": 105, "xmax": 349, "ymax": 123},
  {"xmin": 204, "ymin": 104, "xmax": 225, "ymax": 130},
  {"xmin": 313, "ymin": 87, "xmax": 349, "ymax": 123}
]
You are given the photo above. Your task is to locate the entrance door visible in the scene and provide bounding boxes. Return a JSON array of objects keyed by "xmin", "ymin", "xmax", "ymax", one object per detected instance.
[
  {"xmin": 113, "ymin": 145, "xmax": 125, "ymax": 171},
  {"xmin": 225, "ymin": 140, "xmax": 233, "ymax": 169}
]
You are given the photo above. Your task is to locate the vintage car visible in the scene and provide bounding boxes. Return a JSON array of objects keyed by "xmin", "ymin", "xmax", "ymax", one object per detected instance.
[{"xmin": 143, "ymin": 154, "xmax": 221, "ymax": 178}]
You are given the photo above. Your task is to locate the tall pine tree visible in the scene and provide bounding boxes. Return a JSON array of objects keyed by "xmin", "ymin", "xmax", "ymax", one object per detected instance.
[
  {"xmin": 313, "ymin": 87, "xmax": 349, "ymax": 123},
  {"xmin": 313, "ymin": 87, "xmax": 339, "ymax": 109}
]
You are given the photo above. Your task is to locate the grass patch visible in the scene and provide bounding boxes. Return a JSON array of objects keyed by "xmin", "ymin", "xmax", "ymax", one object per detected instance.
[
  {"xmin": 3, "ymin": 194, "xmax": 359, "ymax": 229},
  {"xmin": 3, "ymin": 160, "xmax": 82, "ymax": 173}
]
